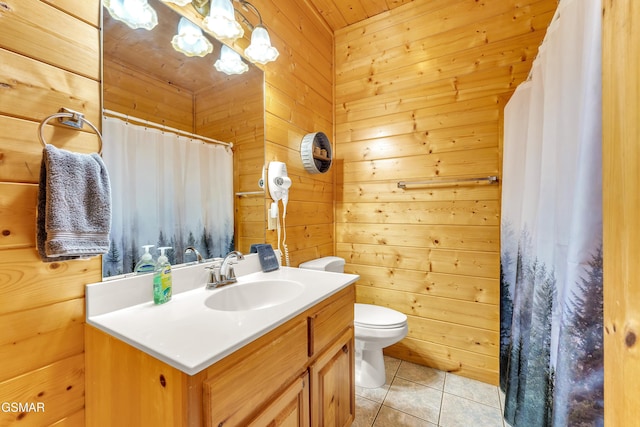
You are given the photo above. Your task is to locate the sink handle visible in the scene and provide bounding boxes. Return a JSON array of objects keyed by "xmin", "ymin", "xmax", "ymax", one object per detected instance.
[{"xmin": 206, "ymin": 258, "xmax": 223, "ymax": 289}]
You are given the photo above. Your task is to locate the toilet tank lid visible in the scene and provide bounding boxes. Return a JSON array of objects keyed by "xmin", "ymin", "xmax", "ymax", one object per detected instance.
[{"xmin": 298, "ymin": 256, "xmax": 345, "ymax": 271}]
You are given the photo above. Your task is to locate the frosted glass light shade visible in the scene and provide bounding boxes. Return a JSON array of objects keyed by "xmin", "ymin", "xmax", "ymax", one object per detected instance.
[
  {"xmin": 160, "ymin": 0, "xmax": 192, "ymax": 5},
  {"xmin": 244, "ymin": 25, "xmax": 279, "ymax": 64},
  {"xmin": 171, "ymin": 18, "xmax": 213, "ymax": 57},
  {"xmin": 214, "ymin": 45, "xmax": 249, "ymax": 75},
  {"xmin": 203, "ymin": 0, "xmax": 244, "ymax": 42},
  {"xmin": 104, "ymin": 0, "xmax": 158, "ymax": 30}
]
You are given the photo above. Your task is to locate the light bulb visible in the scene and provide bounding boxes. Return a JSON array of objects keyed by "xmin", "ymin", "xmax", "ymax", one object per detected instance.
[
  {"xmin": 203, "ymin": 0, "xmax": 244, "ymax": 42},
  {"xmin": 245, "ymin": 25, "xmax": 279, "ymax": 64},
  {"xmin": 214, "ymin": 45, "xmax": 249, "ymax": 75}
]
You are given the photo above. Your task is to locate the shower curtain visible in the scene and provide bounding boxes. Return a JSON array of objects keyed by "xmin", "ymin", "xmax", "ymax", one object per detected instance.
[
  {"xmin": 101, "ymin": 116, "xmax": 234, "ymax": 277},
  {"xmin": 500, "ymin": 0, "xmax": 602, "ymax": 425}
]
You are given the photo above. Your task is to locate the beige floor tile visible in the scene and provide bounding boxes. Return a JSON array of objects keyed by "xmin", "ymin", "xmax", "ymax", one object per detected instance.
[
  {"xmin": 383, "ymin": 377, "xmax": 443, "ymax": 424},
  {"xmin": 444, "ymin": 373, "xmax": 501, "ymax": 408},
  {"xmin": 352, "ymin": 357, "xmax": 506, "ymax": 427},
  {"xmin": 384, "ymin": 355, "xmax": 402, "ymax": 379},
  {"xmin": 372, "ymin": 406, "xmax": 437, "ymax": 427},
  {"xmin": 439, "ymin": 393, "xmax": 504, "ymax": 427},
  {"xmin": 352, "ymin": 395, "xmax": 382, "ymax": 427},
  {"xmin": 396, "ymin": 361, "xmax": 446, "ymax": 390}
]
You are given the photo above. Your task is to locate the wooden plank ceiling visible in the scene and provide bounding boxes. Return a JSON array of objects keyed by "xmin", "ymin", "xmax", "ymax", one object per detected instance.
[{"xmin": 305, "ymin": 0, "xmax": 413, "ymax": 31}]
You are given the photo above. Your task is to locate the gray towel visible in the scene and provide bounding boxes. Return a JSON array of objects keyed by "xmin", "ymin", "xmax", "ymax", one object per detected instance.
[{"xmin": 37, "ymin": 144, "xmax": 111, "ymax": 262}]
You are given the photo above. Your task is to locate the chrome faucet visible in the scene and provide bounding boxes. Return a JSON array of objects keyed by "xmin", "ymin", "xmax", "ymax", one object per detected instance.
[
  {"xmin": 205, "ymin": 250, "xmax": 244, "ymax": 289},
  {"xmin": 220, "ymin": 250, "xmax": 244, "ymax": 283},
  {"xmin": 184, "ymin": 246, "xmax": 203, "ymax": 263}
]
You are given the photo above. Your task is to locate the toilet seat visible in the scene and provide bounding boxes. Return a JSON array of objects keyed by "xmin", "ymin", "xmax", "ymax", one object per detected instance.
[{"xmin": 355, "ymin": 303, "xmax": 407, "ymax": 329}]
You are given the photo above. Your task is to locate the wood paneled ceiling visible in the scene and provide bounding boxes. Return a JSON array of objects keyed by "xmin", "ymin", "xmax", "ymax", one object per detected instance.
[{"xmin": 305, "ymin": 0, "xmax": 414, "ymax": 31}]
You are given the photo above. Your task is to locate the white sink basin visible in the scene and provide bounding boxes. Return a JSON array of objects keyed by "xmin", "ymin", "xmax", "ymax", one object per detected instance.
[{"xmin": 204, "ymin": 280, "xmax": 305, "ymax": 311}]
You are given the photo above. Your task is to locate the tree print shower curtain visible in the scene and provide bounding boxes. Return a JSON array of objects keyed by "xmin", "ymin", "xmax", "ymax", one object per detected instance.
[
  {"xmin": 101, "ymin": 116, "xmax": 234, "ymax": 277},
  {"xmin": 500, "ymin": 0, "xmax": 602, "ymax": 425}
]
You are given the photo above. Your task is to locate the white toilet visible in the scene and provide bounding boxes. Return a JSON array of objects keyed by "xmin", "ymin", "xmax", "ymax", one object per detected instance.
[{"xmin": 298, "ymin": 256, "xmax": 408, "ymax": 388}]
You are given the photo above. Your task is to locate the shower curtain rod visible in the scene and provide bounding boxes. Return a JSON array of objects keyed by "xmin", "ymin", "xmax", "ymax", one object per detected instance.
[
  {"xmin": 102, "ymin": 109, "xmax": 233, "ymax": 148},
  {"xmin": 397, "ymin": 175, "xmax": 499, "ymax": 189}
]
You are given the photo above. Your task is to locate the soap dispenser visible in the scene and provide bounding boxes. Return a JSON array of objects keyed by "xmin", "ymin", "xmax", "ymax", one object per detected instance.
[
  {"xmin": 153, "ymin": 247, "xmax": 172, "ymax": 305},
  {"xmin": 134, "ymin": 245, "xmax": 156, "ymax": 274}
]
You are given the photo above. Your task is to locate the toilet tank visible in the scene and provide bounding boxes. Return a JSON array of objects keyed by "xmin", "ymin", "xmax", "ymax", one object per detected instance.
[{"xmin": 298, "ymin": 256, "xmax": 345, "ymax": 273}]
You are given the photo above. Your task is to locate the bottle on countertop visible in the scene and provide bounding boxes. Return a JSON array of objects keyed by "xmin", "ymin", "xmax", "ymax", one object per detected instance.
[
  {"xmin": 153, "ymin": 246, "xmax": 172, "ymax": 305},
  {"xmin": 134, "ymin": 245, "xmax": 156, "ymax": 275}
]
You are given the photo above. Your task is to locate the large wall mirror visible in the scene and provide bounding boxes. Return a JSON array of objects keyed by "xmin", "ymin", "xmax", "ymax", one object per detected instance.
[{"xmin": 102, "ymin": 0, "xmax": 266, "ymax": 277}]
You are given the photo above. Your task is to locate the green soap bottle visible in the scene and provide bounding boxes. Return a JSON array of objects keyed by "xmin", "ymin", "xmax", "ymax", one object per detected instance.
[{"xmin": 153, "ymin": 247, "xmax": 172, "ymax": 305}]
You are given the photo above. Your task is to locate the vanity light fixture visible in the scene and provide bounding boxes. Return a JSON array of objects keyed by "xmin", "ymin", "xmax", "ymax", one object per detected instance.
[
  {"xmin": 164, "ymin": 0, "xmax": 279, "ymax": 65},
  {"xmin": 104, "ymin": 0, "xmax": 158, "ymax": 30},
  {"xmin": 171, "ymin": 17, "xmax": 214, "ymax": 57},
  {"xmin": 214, "ymin": 45, "xmax": 249, "ymax": 75},
  {"xmin": 203, "ymin": 0, "xmax": 245, "ymax": 42}
]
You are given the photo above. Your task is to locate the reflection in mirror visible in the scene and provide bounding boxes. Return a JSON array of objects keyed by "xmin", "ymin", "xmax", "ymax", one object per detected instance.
[{"xmin": 102, "ymin": 0, "xmax": 265, "ymax": 278}]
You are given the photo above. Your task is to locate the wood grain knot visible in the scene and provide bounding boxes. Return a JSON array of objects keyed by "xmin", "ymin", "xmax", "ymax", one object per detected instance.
[
  {"xmin": 625, "ymin": 331, "xmax": 636, "ymax": 348},
  {"xmin": 159, "ymin": 374, "xmax": 166, "ymax": 387},
  {"xmin": 1, "ymin": 229, "xmax": 9, "ymax": 236}
]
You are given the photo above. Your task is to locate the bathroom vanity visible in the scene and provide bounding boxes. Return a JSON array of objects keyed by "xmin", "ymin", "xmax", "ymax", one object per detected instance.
[{"xmin": 85, "ymin": 256, "xmax": 358, "ymax": 427}]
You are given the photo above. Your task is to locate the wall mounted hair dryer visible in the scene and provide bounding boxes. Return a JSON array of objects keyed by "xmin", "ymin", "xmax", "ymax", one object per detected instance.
[
  {"xmin": 267, "ymin": 161, "xmax": 292, "ymax": 265},
  {"xmin": 268, "ymin": 161, "xmax": 291, "ymax": 203}
]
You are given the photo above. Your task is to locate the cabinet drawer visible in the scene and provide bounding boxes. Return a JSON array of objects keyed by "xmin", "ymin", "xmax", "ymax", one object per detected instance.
[
  {"xmin": 203, "ymin": 319, "xmax": 308, "ymax": 427},
  {"xmin": 308, "ymin": 286, "xmax": 355, "ymax": 357}
]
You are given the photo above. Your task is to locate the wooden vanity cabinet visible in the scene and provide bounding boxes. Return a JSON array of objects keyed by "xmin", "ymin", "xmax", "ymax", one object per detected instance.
[{"xmin": 85, "ymin": 284, "xmax": 354, "ymax": 427}]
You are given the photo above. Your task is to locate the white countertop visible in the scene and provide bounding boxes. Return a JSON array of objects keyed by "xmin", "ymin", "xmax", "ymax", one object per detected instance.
[{"xmin": 86, "ymin": 255, "xmax": 359, "ymax": 375}]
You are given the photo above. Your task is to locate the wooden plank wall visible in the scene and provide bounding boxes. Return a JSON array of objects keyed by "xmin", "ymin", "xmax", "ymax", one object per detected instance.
[
  {"xmin": 257, "ymin": 0, "xmax": 335, "ymax": 266},
  {"xmin": 0, "ymin": 0, "xmax": 101, "ymax": 425},
  {"xmin": 602, "ymin": 1, "xmax": 640, "ymax": 425},
  {"xmin": 334, "ymin": 0, "xmax": 557, "ymax": 384},
  {"xmin": 103, "ymin": 60, "xmax": 194, "ymax": 132}
]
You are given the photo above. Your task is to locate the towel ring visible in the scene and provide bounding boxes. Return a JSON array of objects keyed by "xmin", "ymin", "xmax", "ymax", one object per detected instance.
[{"xmin": 38, "ymin": 108, "xmax": 103, "ymax": 155}]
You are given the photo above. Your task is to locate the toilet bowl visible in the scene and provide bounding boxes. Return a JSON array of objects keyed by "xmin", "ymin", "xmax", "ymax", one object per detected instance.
[{"xmin": 298, "ymin": 257, "xmax": 408, "ymax": 389}]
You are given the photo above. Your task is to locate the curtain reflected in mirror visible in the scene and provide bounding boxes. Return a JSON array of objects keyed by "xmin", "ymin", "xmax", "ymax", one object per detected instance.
[
  {"xmin": 102, "ymin": 0, "xmax": 266, "ymax": 278},
  {"xmin": 102, "ymin": 116, "xmax": 234, "ymax": 276}
]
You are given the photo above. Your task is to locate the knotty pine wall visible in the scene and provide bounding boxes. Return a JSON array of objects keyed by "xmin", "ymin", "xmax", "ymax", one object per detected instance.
[
  {"xmin": 334, "ymin": 0, "xmax": 557, "ymax": 385},
  {"xmin": 103, "ymin": 60, "xmax": 195, "ymax": 132},
  {"xmin": 0, "ymin": 0, "xmax": 101, "ymax": 425},
  {"xmin": 258, "ymin": 0, "xmax": 335, "ymax": 266},
  {"xmin": 603, "ymin": 0, "xmax": 640, "ymax": 424}
]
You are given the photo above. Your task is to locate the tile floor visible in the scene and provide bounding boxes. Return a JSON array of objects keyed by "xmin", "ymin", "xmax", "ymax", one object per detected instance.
[{"xmin": 352, "ymin": 356, "xmax": 511, "ymax": 427}]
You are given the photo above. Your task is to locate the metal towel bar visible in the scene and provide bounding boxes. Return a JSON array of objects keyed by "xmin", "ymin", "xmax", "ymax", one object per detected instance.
[{"xmin": 397, "ymin": 175, "xmax": 499, "ymax": 189}]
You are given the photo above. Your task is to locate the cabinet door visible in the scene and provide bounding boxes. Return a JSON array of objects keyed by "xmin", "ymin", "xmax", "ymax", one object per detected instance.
[
  {"xmin": 248, "ymin": 372, "xmax": 310, "ymax": 427},
  {"xmin": 203, "ymin": 319, "xmax": 308, "ymax": 426},
  {"xmin": 310, "ymin": 328, "xmax": 355, "ymax": 427}
]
